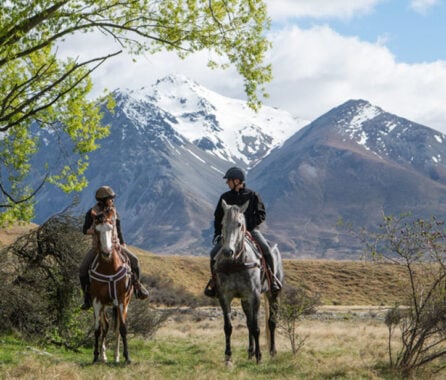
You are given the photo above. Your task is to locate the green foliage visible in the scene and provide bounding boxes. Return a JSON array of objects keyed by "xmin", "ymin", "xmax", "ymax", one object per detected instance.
[{"xmin": 0, "ymin": 0, "xmax": 271, "ymax": 224}]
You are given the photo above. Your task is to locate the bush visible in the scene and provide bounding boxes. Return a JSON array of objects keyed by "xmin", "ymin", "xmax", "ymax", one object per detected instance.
[
  {"xmin": 0, "ymin": 211, "xmax": 90, "ymax": 348},
  {"xmin": 0, "ymin": 210, "xmax": 167, "ymax": 349},
  {"xmin": 278, "ymin": 284, "xmax": 320, "ymax": 354}
]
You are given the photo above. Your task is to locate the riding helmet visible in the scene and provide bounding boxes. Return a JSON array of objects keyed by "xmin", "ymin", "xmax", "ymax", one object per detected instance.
[
  {"xmin": 223, "ymin": 167, "xmax": 245, "ymax": 182},
  {"xmin": 95, "ymin": 186, "xmax": 116, "ymax": 200}
]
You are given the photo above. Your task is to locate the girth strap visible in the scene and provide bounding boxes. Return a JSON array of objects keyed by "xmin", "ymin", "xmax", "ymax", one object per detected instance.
[
  {"xmin": 89, "ymin": 266, "xmax": 130, "ymax": 306},
  {"xmin": 216, "ymin": 261, "xmax": 260, "ymax": 274}
]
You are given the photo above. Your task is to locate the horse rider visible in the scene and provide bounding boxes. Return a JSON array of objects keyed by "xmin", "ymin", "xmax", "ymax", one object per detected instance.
[
  {"xmin": 204, "ymin": 167, "xmax": 282, "ymax": 297},
  {"xmin": 79, "ymin": 185, "xmax": 150, "ymax": 310}
]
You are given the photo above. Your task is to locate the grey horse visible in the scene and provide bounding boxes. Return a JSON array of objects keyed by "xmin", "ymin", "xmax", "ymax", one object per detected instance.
[{"xmin": 214, "ymin": 199, "xmax": 284, "ymax": 366}]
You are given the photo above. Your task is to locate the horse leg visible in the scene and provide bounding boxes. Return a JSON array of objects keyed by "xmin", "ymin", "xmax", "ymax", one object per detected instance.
[
  {"xmin": 113, "ymin": 307, "xmax": 121, "ymax": 363},
  {"xmin": 100, "ymin": 311, "xmax": 109, "ymax": 362},
  {"xmin": 242, "ymin": 296, "xmax": 261, "ymax": 364},
  {"xmin": 118, "ymin": 303, "xmax": 131, "ymax": 364},
  {"xmin": 268, "ymin": 293, "xmax": 280, "ymax": 357},
  {"xmin": 93, "ymin": 324, "xmax": 101, "ymax": 363},
  {"xmin": 93, "ymin": 303, "xmax": 102, "ymax": 363},
  {"xmin": 219, "ymin": 296, "xmax": 233, "ymax": 367},
  {"xmin": 241, "ymin": 299, "xmax": 255, "ymax": 360}
]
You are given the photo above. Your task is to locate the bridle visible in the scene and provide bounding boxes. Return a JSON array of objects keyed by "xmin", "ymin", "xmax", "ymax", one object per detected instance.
[{"xmin": 92, "ymin": 208, "xmax": 121, "ymax": 260}]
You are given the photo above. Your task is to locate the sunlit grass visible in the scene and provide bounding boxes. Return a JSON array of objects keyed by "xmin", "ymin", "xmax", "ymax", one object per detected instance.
[{"xmin": 0, "ymin": 312, "xmax": 410, "ymax": 380}]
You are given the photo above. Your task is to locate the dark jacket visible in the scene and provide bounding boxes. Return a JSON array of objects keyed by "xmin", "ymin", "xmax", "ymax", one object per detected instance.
[
  {"xmin": 82, "ymin": 205, "xmax": 125, "ymax": 245},
  {"xmin": 213, "ymin": 185, "xmax": 266, "ymax": 237}
]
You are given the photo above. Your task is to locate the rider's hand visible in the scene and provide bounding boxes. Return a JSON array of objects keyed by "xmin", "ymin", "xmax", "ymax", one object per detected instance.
[{"xmin": 87, "ymin": 228, "xmax": 94, "ymax": 235}]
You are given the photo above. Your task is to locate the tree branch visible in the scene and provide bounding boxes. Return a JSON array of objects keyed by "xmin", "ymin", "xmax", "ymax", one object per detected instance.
[{"xmin": 0, "ymin": 173, "xmax": 48, "ymax": 208}]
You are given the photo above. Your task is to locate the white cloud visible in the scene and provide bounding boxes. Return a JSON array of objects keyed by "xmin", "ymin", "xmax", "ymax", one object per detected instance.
[
  {"xmin": 57, "ymin": 32, "xmax": 244, "ymax": 100},
  {"xmin": 265, "ymin": 0, "xmax": 383, "ymax": 21},
  {"xmin": 266, "ymin": 25, "xmax": 446, "ymax": 132},
  {"xmin": 56, "ymin": 16, "xmax": 446, "ymax": 134},
  {"xmin": 410, "ymin": 0, "xmax": 440, "ymax": 14}
]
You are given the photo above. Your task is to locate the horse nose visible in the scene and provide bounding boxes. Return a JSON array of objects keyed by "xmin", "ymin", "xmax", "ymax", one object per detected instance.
[{"xmin": 223, "ymin": 248, "xmax": 234, "ymax": 258}]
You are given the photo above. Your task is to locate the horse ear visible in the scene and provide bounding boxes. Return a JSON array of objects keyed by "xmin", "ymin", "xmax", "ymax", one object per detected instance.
[
  {"xmin": 221, "ymin": 199, "xmax": 229, "ymax": 211},
  {"xmin": 240, "ymin": 201, "xmax": 249, "ymax": 213}
]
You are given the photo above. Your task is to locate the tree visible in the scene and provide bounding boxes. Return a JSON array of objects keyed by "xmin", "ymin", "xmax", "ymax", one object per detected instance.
[
  {"xmin": 0, "ymin": 0, "xmax": 272, "ymax": 224},
  {"xmin": 361, "ymin": 215, "xmax": 446, "ymax": 377}
]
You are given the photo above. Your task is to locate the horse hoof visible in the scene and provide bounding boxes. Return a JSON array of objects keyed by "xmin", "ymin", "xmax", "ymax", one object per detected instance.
[{"xmin": 225, "ymin": 360, "xmax": 233, "ymax": 368}]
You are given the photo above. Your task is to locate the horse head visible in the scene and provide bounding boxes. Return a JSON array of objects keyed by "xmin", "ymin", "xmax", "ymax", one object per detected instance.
[
  {"xmin": 220, "ymin": 199, "xmax": 249, "ymax": 260},
  {"xmin": 92, "ymin": 208, "xmax": 117, "ymax": 259}
]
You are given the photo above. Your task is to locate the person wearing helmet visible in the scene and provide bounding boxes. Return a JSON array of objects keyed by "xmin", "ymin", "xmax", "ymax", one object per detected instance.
[
  {"xmin": 79, "ymin": 186, "xmax": 149, "ymax": 310},
  {"xmin": 204, "ymin": 167, "xmax": 282, "ymax": 297}
]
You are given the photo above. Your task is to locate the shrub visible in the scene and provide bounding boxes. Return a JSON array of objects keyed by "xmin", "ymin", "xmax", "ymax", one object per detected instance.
[{"xmin": 278, "ymin": 284, "xmax": 320, "ymax": 354}]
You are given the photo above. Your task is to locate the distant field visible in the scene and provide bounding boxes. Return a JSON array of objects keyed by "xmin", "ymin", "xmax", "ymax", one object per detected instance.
[
  {"xmin": 133, "ymin": 248, "xmax": 407, "ymax": 307},
  {"xmin": 1, "ymin": 225, "xmax": 407, "ymax": 307}
]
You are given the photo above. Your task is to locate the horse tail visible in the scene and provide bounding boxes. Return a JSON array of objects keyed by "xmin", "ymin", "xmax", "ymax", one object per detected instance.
[{"xmin": 263, "ymin": 293, "xmax": 271, "ymax": 349}]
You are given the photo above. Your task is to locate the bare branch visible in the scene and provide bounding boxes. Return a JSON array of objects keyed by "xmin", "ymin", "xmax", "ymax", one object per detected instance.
[{"xmin": 0, "ymin": 173, "xmax": 48, "ymax": 208}]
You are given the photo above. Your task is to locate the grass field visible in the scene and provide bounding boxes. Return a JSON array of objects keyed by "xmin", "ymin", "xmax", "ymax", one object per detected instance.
[
  {"xmin": 1, "ymin": 307, "xmax": 402, "ymax": 380},
  {"xmin": 0, "ymin": 224, "xmax": 420, "ymax": 379}
]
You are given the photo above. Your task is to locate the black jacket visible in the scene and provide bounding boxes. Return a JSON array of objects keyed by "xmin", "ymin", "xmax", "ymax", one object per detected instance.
[{"xmin": 213, "ymin": 185, "xmax": 266, "ymax": 237}]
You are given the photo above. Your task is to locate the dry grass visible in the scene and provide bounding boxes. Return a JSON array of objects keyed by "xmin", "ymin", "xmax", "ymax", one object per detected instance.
[
  {"xmin": 133, "ymin": 247, "xmax": 408, "ymax": 306},
  {"xmin": 0, "ymin": 222, "xmax": 37, "ymax": 248},
  {"xmin": 0, "ymin": 225, "xmax": 408, "ymax": 306}
]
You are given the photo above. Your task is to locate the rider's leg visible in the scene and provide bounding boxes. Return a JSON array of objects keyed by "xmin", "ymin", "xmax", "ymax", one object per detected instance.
[
  {"xmin": 204, "ymin": 240, "xmax": 221, "ymax": 297},
  {"xmin": 250, "ymin": 229, "xmax": 282, "ymax": 293},
  {"xmin": 121, "ymin": 246, "xmax": 149, "ymax": 300},
  {"xmin": 79, "ymin": 249, "xmax": 96, "ymax": 309}
]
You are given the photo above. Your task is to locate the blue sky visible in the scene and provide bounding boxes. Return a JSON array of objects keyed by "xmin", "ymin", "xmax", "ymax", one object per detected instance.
[
  {"xmin": 59, "ymin": 0, "xmax": 446, "ymax": 133},
  {"xmin": 320, "ymin": 0, "xmax": 445, "ymax": 63}
]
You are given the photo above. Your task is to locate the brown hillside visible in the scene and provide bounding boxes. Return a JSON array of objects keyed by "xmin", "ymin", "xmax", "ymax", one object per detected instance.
[
  {"xmin": 0, "ymin": 223, "xmax": 37, "ymax": 247},
  {"xmin": 132, "ymin": 247, "xmax": 407, "ymax": 306}
]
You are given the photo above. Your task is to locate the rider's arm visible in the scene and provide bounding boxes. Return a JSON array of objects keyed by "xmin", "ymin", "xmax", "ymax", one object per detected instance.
[
  {"xmin": 116, "ymin": 217, "xmax": 125, "ymax": 245},
  {"xmin": 252, "ymin": 192, "xmax": 266, "ymax": 227},
  {"xmin": 213, "ymin": 197, "xmax": 224, "ymax": 238},
  {"xmin": 82, "ymin": 210, "xmax": 94, "ymax": 235}
]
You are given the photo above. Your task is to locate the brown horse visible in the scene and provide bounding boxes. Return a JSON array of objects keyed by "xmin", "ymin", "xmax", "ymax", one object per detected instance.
[{"xmin": 89, "ymin": 207, "xmax": 133, "ymax": 364}]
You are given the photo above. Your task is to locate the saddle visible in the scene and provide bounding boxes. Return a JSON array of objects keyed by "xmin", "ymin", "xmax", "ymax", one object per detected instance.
[{"xmin": 244, "ymin": 232, "xmax": 279, "ymax": 292}]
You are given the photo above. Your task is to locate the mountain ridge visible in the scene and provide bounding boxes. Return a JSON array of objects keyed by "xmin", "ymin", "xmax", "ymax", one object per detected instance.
[{"xmin": 30, "ymin": 76, "xmax": 446, "ymax": 258}]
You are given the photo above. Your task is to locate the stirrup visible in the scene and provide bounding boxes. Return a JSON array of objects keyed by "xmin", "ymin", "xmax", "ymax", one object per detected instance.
[
  {"xmin": 134, "ymin": 281, "xmax": 149, "ymax": 300},
  {"xmin": 204, "ymin": 279, "xmax": 217, "ymax": 298},
  {"xmin": 270, "ymin": 274, "xmax": 282, "ymax": 294},
  {"xmin": 81, "ymin": 297, "xmax": 92, "ymax": 310}
]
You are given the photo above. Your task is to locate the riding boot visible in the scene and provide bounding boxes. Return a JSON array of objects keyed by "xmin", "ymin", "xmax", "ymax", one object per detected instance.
[
  {"xmin": 264, "ymin": 254, "xmax": 282, "ymax": 294},
  {"xmin": 131, "ymin": 267, "xmax": 150, "ymax": 300},
  {"xmin": 204, "ymin": 259, "xmax": 217, "ymax": 297},
  {"xmin": 80, "ymin": 275, "xmax": 92, "ymax": 310}
]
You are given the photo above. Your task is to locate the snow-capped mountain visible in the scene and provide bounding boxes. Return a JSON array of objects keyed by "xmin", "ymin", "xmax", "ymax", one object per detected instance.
[
  {"xmin": 31, "ymin": 75, "xmax": 307, "ymax": 254},
  {"xmin": 29, "ymin": 76, "xmax": 446, "ymax": 258},
  {"xmin": 249, "ymin": 99, "xmax": 446, "ymax": 258},
  {"xmin": 116, "ymin": 74, "xmax": 308, "ymax": 168}
]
